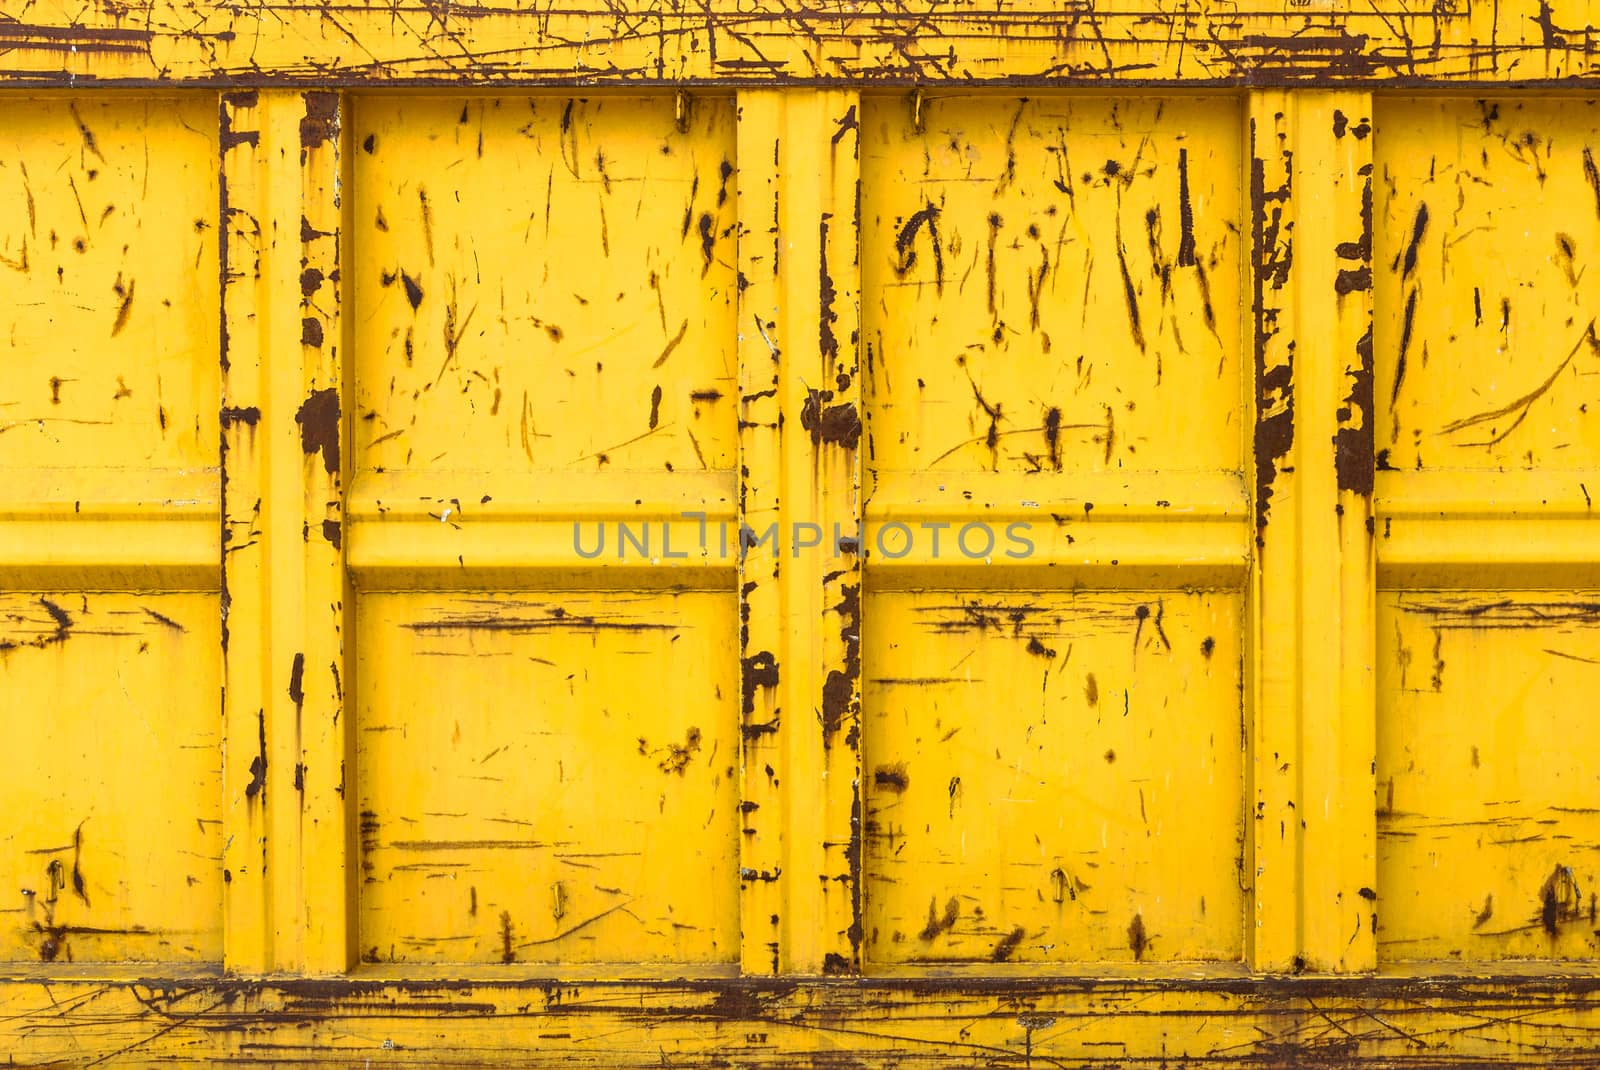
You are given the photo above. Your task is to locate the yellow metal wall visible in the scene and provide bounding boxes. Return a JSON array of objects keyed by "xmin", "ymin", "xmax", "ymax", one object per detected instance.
[{"xmin": 1, "ymin": 11, "xmax": 1599, "ymax": 1059}]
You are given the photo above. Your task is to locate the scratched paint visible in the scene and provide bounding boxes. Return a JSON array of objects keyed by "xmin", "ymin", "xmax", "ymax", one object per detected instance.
[
  {"xmin": 351, "ymin": 95, "xmax": 738, "ymax": 477},
  {"xmin": 2, "ymin": 63, "xmax": 1600, "ymax": 1067},
  {"xmin": 13, "ymin": 973, "xmax": 1600, "ymax": 1065},
  {"xmin": 1378, "ymin": 591, "xmax": 1600, "ymax": 961},
  {"xmin": 2, "ymin": 4, "xmax": 1600, "ymax": 86},
  {"xmin": 356, "ymin": 591, "xmax": 739, "ymax": 964},
  {"xmin": 0, "ymin": 594, "xmax": 222, "ymax": 962},
  {"xmin": 863, "ymin": 95, "xmax": 1243, "ymax": 477},
  {"xmin": 1375, "ymin": 98, "xmax": 1600, "ymax": 472},
  {"xmin": 863, "ymin": 591, "xmax": 1244, "ymax": 966},
  {"xmin": 0, "ymin": 97, "xmax": 218, "ymax": 475}
]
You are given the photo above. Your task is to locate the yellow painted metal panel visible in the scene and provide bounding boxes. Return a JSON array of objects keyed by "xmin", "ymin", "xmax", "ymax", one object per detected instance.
[
  {"xmin": 1378, "ymin": 590, "xmax": 1600, "ymax": 962},
  {"xmin": 350, "ymin": 95, "xmax": 738, "ymax": 478},
  {"xmin": 735, "ymin": 89, "xmax": 865, "ymax": 976},
  {"xmin": 218, "ymin": 89, "xmax": 354, "ymax": 975},
  {"xmin": 0, "ymin": 96, "xmax": 218, "ymax": 481},
  {"xmin": 0, "ymin": 92, "xmax": 226, "ymax": 975},
  {"xmin": 862, "ymin": 95, "xmax": 1243, "ymax": 477},
  {"xmin": 356, "ymin": 590, "xmax": 741, "ymax": 965},
  {"xmin": 1243, "ymin": 90, "xmax": 1380, "ymax": 974},
  {"xmin": 0, "ymin": 592, "xmax": 222, "ymax": 963},
  {"xmin": 862, "ymin": 589, "xmax": 1245, "ymax": 966},
  {"xmin": 1375, "ymin": 97, "xmax": 1600, "ymax": 473},
  {"xmin": 1, "ymin": 12, "xmax": 1600, "ymax": 1054}
]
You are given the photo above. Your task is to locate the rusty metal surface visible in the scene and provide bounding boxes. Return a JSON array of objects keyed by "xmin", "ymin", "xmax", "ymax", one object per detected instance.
[
  {"xmin": 1, "ymin": 14, "xmax": 1599, "ymax": 1059},
  {"xmin": 9, "ymin": 973, "xmax": 1600, "ymax": 1064},
  {"xmin": 5, "ymin": 0, "xmax": 1600, "ymax": 87}
]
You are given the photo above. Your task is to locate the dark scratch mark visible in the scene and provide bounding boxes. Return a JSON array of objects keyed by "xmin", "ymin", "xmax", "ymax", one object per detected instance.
[
  {"xmin": 1440, "ymin": 319, "xmax": 1595, "ymax": 447},
  {"xmin": 920, "ymin": 896, "xmax": 959, "ymax": 940},
  {"xmin": 992, "ymin": 926, "xmax": 1026, "ymax": 962},
  {"xmin": 1176, "ymin": 147, "xmax": 1196, "ymax": 268},
  {"xmin": 111, "ymin": 275, "xmax": 135, "ymax": 336},
  {"xmin": 894, "ymin": 203, "xmax": 943, "ymax": 294},
  {"xmin": 142, "ymin": 607, "xmax": 185, "ymax": 632},
  {"xmin": 1585, "ymin": 148, "xmax": 1600, "ymax": 219},
  {"xmin": 652, "ymin": 319, "xmax": 689, "ymax": 369},
  {"xmin": 873, "ymin": 763, "xmax": 909, "ymax": 793}
]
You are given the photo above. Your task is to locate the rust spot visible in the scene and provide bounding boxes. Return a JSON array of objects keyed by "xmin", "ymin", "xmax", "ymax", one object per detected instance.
[
  {"xmin": 322, "ymin": 519, "xmax": 342, "ymax": 549},
  {"xmin": 1539, "ymin": 863, "xmax": 1582, "ymax": 936},
  {"xmin": 820, "ymin": 669, "xmax": 855, "ymax": 742},
  {"xmin": 219, "ymin": 95, "xmax": 259, "ymax": 153},
  {"xmin": 245, "ymin": 708, "xmax": 267, "ymax": 801},
  {"xmin": 220, "ymin": 405, "xmax": 260, "ymax": 429},
  {"xmin": 288, "ymin": 652, "xmax": 305, "ymax": 711},
  {"xmin": 300, "ymin": 91, "xmax": 338, "ymax": 151},
  {"xmin": 800, "ymin": 389, "xmax": 861, "ymax": 449},
  {"xmin": 648, "ymin": 384, "xmax": 663, "ymax": 430},
  {"xmin": 1251, "ymin": 119, "xmax": 1294, "ymax": 539},
  {"xmin": 820, "ymin": 216, "xmax": 839, "ymax": 363},
  {"xmin": 647, "ymin": 726, "xmax": 701, "ymax": 775},
  {"xmin": 822, "ymin": 584, "xmax": 861, "ymax": 749},
  {"xmin": 1128, "ymin": 912, "xmax": 1150, "ymax": 960},
  {"xmin": 1333, "ymin": 267, "xmax": 1370, "ymax": 295},
  {"xmin": 697, "ymin": 212, "xmax": 715, "ymax": 272},
  {"xmin": 1042, "ymin": 406, "xmax": 1062, "ymax": 470},
  {"xmin": 741, "ymin": 651, "xmax": 779, "ymax": 716},
  {"xmin": 500, "ymin": 910, "xmax": 516, "ymax": 964},
  {"xmin": 1333, "ymin": 325, "xmax": 1374, "ymax": 496},
  {"xmin": 401, "ymin": 272, "xmax": 424, "ymax": 311},
  {"xmin": 301, "ymin": 317, "xmax": 324, "ymax": 347},
  {"xmin": 295, "ymin": 387, "xmax": 340, "ymax": 477}
]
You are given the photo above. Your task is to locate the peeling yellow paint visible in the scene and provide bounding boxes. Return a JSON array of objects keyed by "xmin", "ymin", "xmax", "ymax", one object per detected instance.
[{"xmin": 0, "ymin": 9, "xmax": 1597, "ymax": 1060}]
